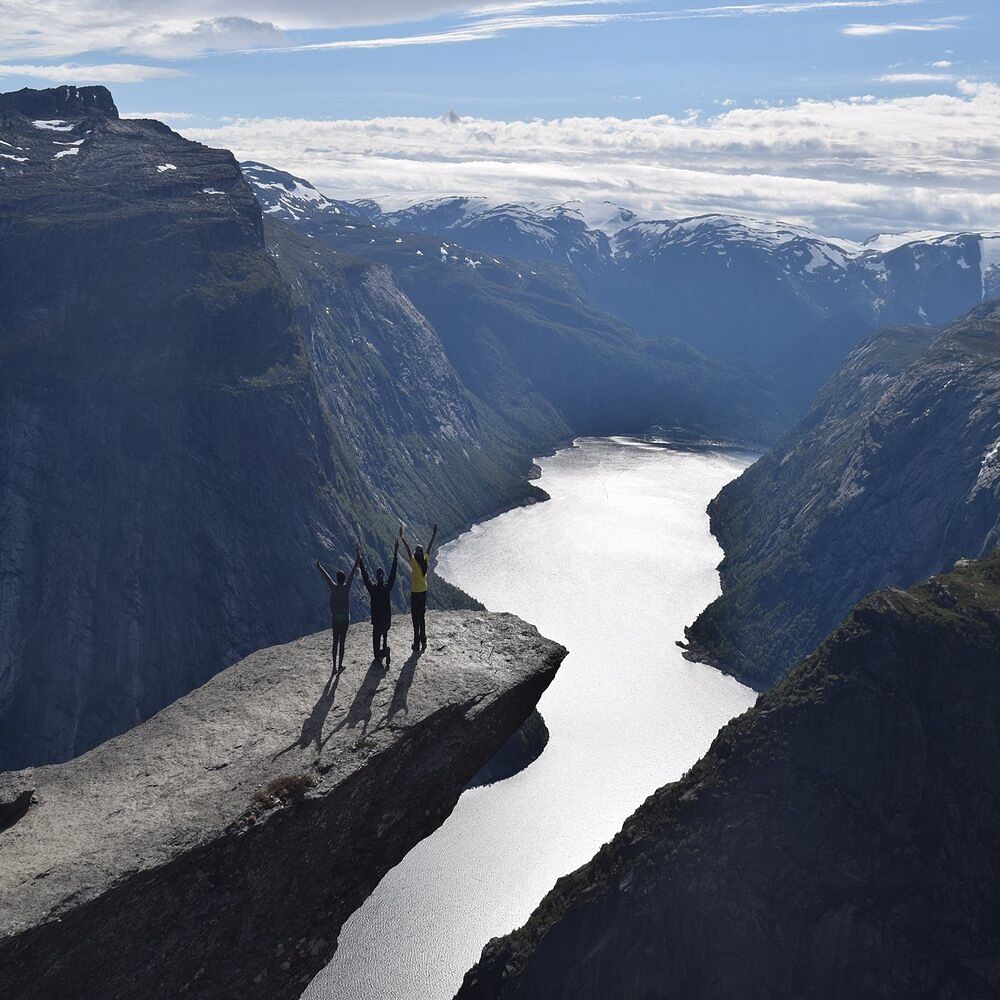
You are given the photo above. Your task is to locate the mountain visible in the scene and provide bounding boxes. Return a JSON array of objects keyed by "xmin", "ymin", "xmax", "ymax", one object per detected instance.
[
  {"xmin": 370, "ymin": 196, "xmax": 1000, "ymax": 394},
  {"xmin": 242, "ymin": 162, "xmax": 791, "ymax": 445},
  {"xmin": 684, "ymin": 300, "xmax": 1000, "ymax": 690},
  {"xmin": 1, "ymin": 611, "xmax": 563, "ymax": 1000},
  {"xmin": 382, "ymin": 197, "xmax": 612, "ymax": 280},
  {"xmin": 0, "ymin": 87, "xmax": 540, "ymax": 769},
  {"xmin": 457, "ymin": 552, "xmax": 1000, "ymax": 1000},
  {"xmin": 0, "ymin": 89, "xmax": 787, "ymax": 770},
  {"xmin": 241, "ymin": 160, "xmax": 382, "ymax": 224}
]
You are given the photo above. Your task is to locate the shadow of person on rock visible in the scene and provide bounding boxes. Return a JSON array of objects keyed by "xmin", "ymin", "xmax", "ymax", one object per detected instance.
[
  {"xmin": 321, "ymin": 654, "xmax": 391, "ymax": 747},
  {"xmin": 389, "ymin": 650, "xmax": 421, "ymax": 719},
  {"xmin": 273, "ymin": 666, "xmax": 343, "ymax": 760}
]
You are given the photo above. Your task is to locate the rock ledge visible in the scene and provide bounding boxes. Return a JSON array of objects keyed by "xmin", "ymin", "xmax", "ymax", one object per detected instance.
[{"xmin": 0, "ymin": 610, "xmax": 564, "ymax": 1000}]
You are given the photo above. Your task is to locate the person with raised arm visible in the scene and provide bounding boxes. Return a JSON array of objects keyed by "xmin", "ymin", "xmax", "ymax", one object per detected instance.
[
  {"xmin": 358, "ymin": 536, "xmax": 399, "ymax": 665},
  {"xmin": 399, "ymin": 522, "xmax": 438, "ymax": 652},
  {"xmin": 315, "ymin": 544, "xmax": 360, "ymax": 672}
]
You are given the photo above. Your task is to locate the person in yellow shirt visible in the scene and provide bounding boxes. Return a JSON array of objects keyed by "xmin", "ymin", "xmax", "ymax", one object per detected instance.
[{"xmin": 399, "ymin": 522, "xmax": 437, "ymax": 652}]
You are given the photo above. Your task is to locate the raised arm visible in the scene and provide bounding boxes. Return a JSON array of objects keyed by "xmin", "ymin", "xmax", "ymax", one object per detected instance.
[
  {"xmin": 398, "ymin": 525, "xmax": 413, "ymax": 562},
  {"xmin": 426, "ymin": 522, "xmax": 439, "ymax": 557},
  {"xmin": 358, "ymin": 550, "xmax": 373, "ymax": 590},
  {"xmin": 315, "ymin": 559, "xmax": 335, "ymax": 591},
  {"xmin": 387, "ymin": 542, "xmax": 399, "ymax": 588},
  {"xmin": 347, "ymin": 546, "xmax": 360, "ymax": 586}
]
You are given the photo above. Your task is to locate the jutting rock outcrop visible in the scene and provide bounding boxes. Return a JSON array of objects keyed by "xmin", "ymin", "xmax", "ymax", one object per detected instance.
[
  {"xmin": 0, "ymin": 611, "xmax": 565, "ymax": 1000},
  {"xmin": 458, "ymin": 554, "xmax": 1000, "ymax": 1000}
]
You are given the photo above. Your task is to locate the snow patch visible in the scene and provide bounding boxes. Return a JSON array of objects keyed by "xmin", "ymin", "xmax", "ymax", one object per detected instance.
[
  {"xmin": 860, "ymin": 230, "xmax": 951, "ymax": 252},
  {"xmin": 971, "ymin": 438, "xmax": 1000, "ymax": 499},
  {"xmin": 53, "ymin": 148, "xmax": 79, "ymax": 158},
  {"xmin": 156, "ymin": 163, "xmax": 177, "ymax": 172},
  {"xmin": 32, "ymin": 119, "xmax": 74, "ymax": 132}
]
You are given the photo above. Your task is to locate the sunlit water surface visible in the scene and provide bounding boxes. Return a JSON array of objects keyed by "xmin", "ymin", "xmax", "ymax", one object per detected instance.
[{"xmin": 304, "ymin": 437, "xmax": 758, "ymax": 1000}]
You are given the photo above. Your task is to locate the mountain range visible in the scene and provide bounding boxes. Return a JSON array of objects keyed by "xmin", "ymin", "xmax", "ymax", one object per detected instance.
[
  {"xmin": 241, "ymin": 164, "xmax": 1000, "ymax": 400},
  {"xmin": 457, "ymin": 551, "xmax": 1000, "ymax": 999},
  {"xmin": 684, "ymin": 300, "xmax": 1000, "ymax": 689},
  {"xmin": 0, "ymin": 88, "xmax": 781, "ymax": 769}
]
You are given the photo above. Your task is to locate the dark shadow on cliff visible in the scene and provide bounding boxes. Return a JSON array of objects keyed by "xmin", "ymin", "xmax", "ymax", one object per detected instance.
[
  {"xmin": 389, "ymin": 651, "xmax": 421, "ymax": 719},
  {"xmin": 273, "ymin": 653, "xmax": 344, "ymax": 760}
]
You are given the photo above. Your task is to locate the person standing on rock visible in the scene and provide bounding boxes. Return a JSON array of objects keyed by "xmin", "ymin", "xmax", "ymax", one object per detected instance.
[
  {"xmin": 315, "ymin": 545, "xmax": 360, "ymax": 672},
  {"xmin": 359, "ymin": 538, "xmax": 398, "ymax": 665},
  {"xmin": 399, "ymin": 522, "xmax": 437, "ymax": 652}
]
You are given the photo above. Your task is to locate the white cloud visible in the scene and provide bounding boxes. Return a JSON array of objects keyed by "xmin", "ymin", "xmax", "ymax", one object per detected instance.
[
  {"xmin": 879, "ymin": 71, "xmax": 954, "ymax": 83},
  {"xmin": 932, "ymin": 60, "xmax": 952, "ymax": 68},
  {"xmin": 183, "ymin": 80, "xmax": 1000, "ymax": 239},
  {"xmin": 123, "ymin": 17, "xmax": 290, "ymax": 59},
  {"xmin": 0, "ymin": 0, "xmax": 925, "ymax": 60},
  {"xmin": 842, "ymin": 15, "xmax": 965, "ymax": 36},
  {"xmin": 0, "ymin": 62, "xmax": 186, "ymax": 83},
  {"xmin": 260, "ymin": 1, "xmax": 927, "ymax": 55},
  {"xmin": 122, "ymin": 110, "xmax": 199, "ymax": 121}
]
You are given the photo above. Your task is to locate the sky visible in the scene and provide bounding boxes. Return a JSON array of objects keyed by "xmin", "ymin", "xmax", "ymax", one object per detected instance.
[{"xmin": 2, "ymin": 0, "xmax": 998, "ymax": 236}]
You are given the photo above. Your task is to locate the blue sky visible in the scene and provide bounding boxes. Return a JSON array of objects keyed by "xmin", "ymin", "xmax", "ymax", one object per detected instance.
[
  {"xmin": 2, "ymin": 1, "xmax": 998, "ymax": 235},
  {"xmin": 0, "ymin": 0, "xmax": 991, "ymax": 120}
]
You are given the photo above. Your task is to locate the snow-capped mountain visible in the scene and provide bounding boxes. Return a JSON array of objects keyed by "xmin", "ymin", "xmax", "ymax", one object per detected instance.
[
  {"xmin": 382, "ymin": 196, "xmax": 612, "ymax": 277},
  {"xmin": 602, "ymin": 215, "xmax": 996, "ymax": 367},
  {"xmin": 240, "ymin": 161, "xmax": 381, "ymax": 224},
  {"xmin": 378, "ymin": 200, "xmax": 999, "ymax": 359},
  {"xmin": 240, "ymin": 164, "xmax": 1000, "ymax": 396}
]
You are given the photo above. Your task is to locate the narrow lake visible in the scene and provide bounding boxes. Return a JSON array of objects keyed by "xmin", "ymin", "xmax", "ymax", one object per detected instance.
[{"xmin": 304, "ymin": 437, "xmax": 758, "ymax": 1000}]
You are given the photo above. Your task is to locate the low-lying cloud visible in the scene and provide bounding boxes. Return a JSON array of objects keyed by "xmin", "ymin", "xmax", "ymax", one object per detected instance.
[
  {"xmin": 183, "ymin": 81, "xmax": 1000, "ymax": 238},
  {"xmin": 0, "ymin": 62, "xmax": 186, "ymax": 83}
]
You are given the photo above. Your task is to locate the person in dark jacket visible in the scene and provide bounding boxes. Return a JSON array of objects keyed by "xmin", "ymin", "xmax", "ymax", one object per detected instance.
[
  {"xmin": 359, "ymin": 538, "xmax": 398, "ymax": 664},
  {"xmin": 399, "ymin": 522, "xmax": 437, "ymax": 651},
  {"xmin": 315, "ymin": 544, "xmax": 360, "ymax": 672}
]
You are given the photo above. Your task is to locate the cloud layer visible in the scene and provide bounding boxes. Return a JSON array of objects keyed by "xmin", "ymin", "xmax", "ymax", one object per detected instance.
[
  {"xmin": 0, "ymin": 0, "xmax": 926, "ymax": 61},
  {"xmin": 0, "ymin": 62, "xmax": 186, "ymax": 83},
  {"xmin": 183, "ymin": 81, "xmax": 1000, "ymax": 238}
]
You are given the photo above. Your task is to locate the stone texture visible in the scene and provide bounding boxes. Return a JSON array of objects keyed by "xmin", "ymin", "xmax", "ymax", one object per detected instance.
[
  {"xmin": 468, "ymin": 707, "xmax": 549, "ymax": 787},
  {"xmin": 457, "ymin": 555, "xmax": 1000, "ymax": 1000},
  {"xmin": 685, "ymin": 301, "xmax": 1000, "ymax": 689},
  {"xmin": 0, "ymin": 610, "xmax": 565, "ymax": 1000}
]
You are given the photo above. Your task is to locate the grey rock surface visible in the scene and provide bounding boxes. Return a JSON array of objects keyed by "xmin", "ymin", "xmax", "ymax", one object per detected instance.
[
  {"xmin": 0, "ymin": 610, "xmax": 565, "ymax": 1000},
  {"xmin": 685, "ymin": 300, "xmax": 1000, "ymax": 689}
]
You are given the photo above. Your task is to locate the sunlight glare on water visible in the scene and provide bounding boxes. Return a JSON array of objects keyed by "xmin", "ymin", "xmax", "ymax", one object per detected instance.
[{"xmin": 305, "ymin": 437, "xmax": 758, "ymax": 1000}]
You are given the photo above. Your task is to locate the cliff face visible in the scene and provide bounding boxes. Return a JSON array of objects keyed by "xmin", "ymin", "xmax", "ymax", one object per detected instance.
[
  {"xmin": 457, "ymin": 555, "xmax": 1000, "ymax": 1000},
  {"xmin": 0, "ymin": 87, "xmax": 531, "ymax": 770},
  {"xmin": 684, "ymin": 301, "xmax": 1000, "ymax": 689},
  {"xmin": 0, "ymin": 611, "xmax": 565, "ymax": 1000}
]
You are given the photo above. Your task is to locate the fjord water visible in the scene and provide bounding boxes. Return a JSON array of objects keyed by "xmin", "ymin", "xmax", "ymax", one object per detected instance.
[{"xmin": 305, "ymin": 437, "xmax": 757, "ymax": 1000}]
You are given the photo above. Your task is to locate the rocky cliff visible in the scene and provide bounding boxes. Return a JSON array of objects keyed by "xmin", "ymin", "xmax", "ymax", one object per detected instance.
[
  {"xmin": 457, "ymin": 555, "xmax": 1000, "ymax": 1000},
  {"xmin": 0, "ymin": 86, "xmax": 536, "ymax": 770},
  {"xmin": 0, "ymin": 610, "xmax": 565, "ymax": 1000},
  {"xmin": 684, "ymin": 300, "xmax": 1000, "ymax": 689},
  {"xmin": 0, "ymin": 87, "xmax": 785, "ymax": 771}
]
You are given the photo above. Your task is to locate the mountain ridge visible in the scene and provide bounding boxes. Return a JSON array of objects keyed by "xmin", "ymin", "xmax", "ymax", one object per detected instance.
[
  {"xmin": 241, "ymin": 164, "xmax": 1000, "ymax": 391},
  {"xmin": 684, "ymin": 299, "xmax": 1000, "ymax": 689},
  {"xmin": 456, "ymin": 552, "xmax": 1000, "ymax": 999}
]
